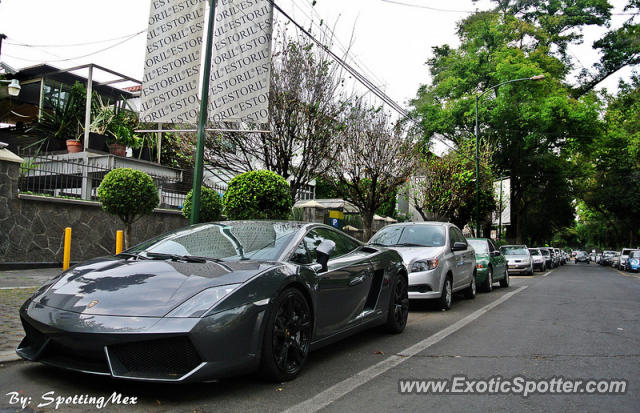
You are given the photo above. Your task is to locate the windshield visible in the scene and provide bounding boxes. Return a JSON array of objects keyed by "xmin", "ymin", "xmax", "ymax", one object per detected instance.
[
  {"xmin": 529, "ymin": 249, "xmax": 541, "ymax": 256},
  {"xmin": 630, "ymin": 251, "xmax": 640, "ymax": 258},
  {"xmin": 128, "ymin": 222, "xmax": 302, "ymax": 261},
  {"xmin": 501, "ymin": 246, "xmax": 529, "ymax": 256},
  {"xmin": 621, "ymin": 249, "xmax": 632, "ymax": 255},
  {"xmin": 369, "ymin": 224, "xmax": 446, "ymax": 247},
  {"xmin": 467, "ymin": 239, "xmax": 489, "ymax": 254}
]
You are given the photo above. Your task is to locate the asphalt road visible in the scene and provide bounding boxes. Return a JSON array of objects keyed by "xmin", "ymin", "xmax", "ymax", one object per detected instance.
[{"xmin": 0, "ymin": 263, "xmax": 638, "ymax": 412}]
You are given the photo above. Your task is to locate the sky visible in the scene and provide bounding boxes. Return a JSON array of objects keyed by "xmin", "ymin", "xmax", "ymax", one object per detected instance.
[{"xmin": 0, "ymin": 0, "xmax": 634, "ymax": 115}]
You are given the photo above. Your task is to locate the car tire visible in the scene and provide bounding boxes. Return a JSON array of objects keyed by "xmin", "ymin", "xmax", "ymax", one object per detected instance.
[
  {"xmin": 260, "ymin": 288, "xmax": 312, "ymax": 382},
  {"xmin": 500, "ymin": 269, "xmax": 510, "ymax": 288},
  {"xmin": 385, "ymin": 273, "xmax": 409, "ymax": 334},
  {"xmin": 464, "ymin": 273, "xmax": 476, "ymax": 299},
  {"xmin": 483, "ymin": 267, "xmax": 493, "ymax": 292},
  {"xmin": 438, "ymin": 276, "xmax": 453, "ymax": 311}
]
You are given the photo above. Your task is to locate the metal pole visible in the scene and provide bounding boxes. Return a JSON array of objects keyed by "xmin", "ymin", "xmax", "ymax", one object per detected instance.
[
  {"xmin": 191, "ymin": 0, "xmax": 217, "ymax": 225},
  {"xmin": 498, "ymin": 178, "xmax": 503, "ymax": 240},
  {"xmin": 83, "ymin": 65, "xmax": 93, "ymax": 151},
  {"xmin": 475, "ymin": 95, "xmax": 480, "ymax": 237},
  {"xmin": 0, "ymin": 34, "xmax": 6, "ymax": 59}
]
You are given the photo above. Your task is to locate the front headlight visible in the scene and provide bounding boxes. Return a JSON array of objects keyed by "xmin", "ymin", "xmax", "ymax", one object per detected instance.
[
  {"xmin": 411, "ymin": 258, "xmax": 439, "ymax": 272},
  {"xmin": 166, "ymin": 284, "xmax": 241, "ymax": 317}
]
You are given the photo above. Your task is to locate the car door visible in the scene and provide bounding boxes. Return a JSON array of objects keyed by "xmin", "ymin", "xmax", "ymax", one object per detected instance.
[
  {"xmin": 302, "ymin": 228, "xmax": 373, "ymax": 338},
  {"xmin": 488, "ymin": 239, "xmax": 506, "ymax": 277},
  {"xmin": 449, "ymin": 227, "xmax": 473, "ymax": 289}
]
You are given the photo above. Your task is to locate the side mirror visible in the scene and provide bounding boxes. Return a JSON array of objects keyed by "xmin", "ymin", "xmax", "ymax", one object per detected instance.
[
  {"xmin": 315, "ymin": 240, "xmax": 336, "ymax": 272},
  {"xmin": 491, "ymin": 250, "xmax": 501, "ymax": 257},
  {"xmin": 452, "ymin": 242, "xmax": 467, "ymax": 252}
]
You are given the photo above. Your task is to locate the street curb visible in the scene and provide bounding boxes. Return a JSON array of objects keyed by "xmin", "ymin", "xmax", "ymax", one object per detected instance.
[{"xmin": 0, "ymin": 351, "xmax": 20, "ymax": 363}]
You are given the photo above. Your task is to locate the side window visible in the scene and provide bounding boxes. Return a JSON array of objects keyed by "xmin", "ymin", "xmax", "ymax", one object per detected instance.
[
  {"xmin": 452, "ymin": 228, "xmax": 467, "ymax": 247},
  {"xmin": 313, "ymin": 228, "xmax": 360, "ymax": 258},
  {"xmin": 488, "ymin": 239, "xmax": 497, "ymax": 252}
]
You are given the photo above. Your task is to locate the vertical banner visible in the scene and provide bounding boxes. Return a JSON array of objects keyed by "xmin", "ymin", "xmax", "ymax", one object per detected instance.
[
  {"xmin": 140, "ymin": 0, "xmax": 207, "ymax": 123},
  {"xmin": 492, "ymin": 178, "xmax": 511, "ymax": 225},
  {"xmin": 208, "ymin": 0, "xmax": 274, "ymax": 123}
]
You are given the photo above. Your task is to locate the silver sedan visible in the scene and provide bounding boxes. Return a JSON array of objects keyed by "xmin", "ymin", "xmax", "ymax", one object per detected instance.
[{"xmin": 368, "ymin": 222, "xmax": 476, "ymax": 310}]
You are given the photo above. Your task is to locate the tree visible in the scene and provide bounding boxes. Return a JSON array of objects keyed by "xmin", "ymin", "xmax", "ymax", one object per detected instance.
[
  {"xmin": 222, "ymin": 170, "xmax": 293, "ymax": 220},
  {"xmin": 575, "ymin": 0, "xmax": 640, "ymax": 96},
  {"xmin": 325, "ymin": 101, "xmax": 418, "ymax": 240},
  {"xmin": 204, "ymin": 29, "xmax": 349, "ymax": 201},
  {"xmin": 97, "ymin": 168, "xmax": 159, "ymax": 248},
  {"xmin": 411, "ymin": 8, "xmax": 602, "ymax": 242},
  {"xmin": 577, "ymin": 76, "xmax": 640, "ymax": 246},
  {"xmin": 182, "ymin": 186, "xmax": 222, "ymax": 222},
  {"xmin": 411, "ymin": 140, "xmax": 496, "ymax": 233}
]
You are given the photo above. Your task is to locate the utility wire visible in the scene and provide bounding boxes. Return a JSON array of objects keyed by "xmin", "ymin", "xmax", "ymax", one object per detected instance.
[
  {"xmin": 2, "ymin": 31, "xmax": 145, "ymax": 63},
  {"xmin": 6, "ymin": 30, "xmax": 147, "ymax": 48}
]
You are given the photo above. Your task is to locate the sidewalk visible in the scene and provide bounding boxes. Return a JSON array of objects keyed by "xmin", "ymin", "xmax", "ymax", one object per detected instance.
[{"xmin": 0, "ymin": 267, "xmax": 61, "ymax": 363}]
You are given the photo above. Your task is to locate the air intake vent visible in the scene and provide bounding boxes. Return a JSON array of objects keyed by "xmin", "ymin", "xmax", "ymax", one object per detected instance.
[{"xmin": 108, "ymin": 336, "xmax": 201, "ymax": 379}]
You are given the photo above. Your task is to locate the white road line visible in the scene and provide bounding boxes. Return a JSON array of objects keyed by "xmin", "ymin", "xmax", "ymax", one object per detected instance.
[
  {"xmin": 542, "ymin": 271, "xmax": 551, "ymax": 277},
  {"xmin": 283, "ymin": 286, "xmax": 528, "ymax": 413}
]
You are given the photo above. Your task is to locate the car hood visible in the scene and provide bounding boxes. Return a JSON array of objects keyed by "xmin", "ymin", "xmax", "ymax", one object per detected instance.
[
  {"xmin": 32, "ymin": 257, "xmax": 280, "ymax": 317},
  {"xmin": 383, "ymin": 246, "xmax": 446, "ymax": 265}
]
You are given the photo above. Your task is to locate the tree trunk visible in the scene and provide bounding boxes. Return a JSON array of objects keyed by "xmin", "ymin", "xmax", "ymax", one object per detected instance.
[
  {"xmin": 125, "ymin": 222, "xmax": 132, "ymax": 250},
  {"xmin": 363, "ymin": 212, "xmax": 374, "ymax": 241}
]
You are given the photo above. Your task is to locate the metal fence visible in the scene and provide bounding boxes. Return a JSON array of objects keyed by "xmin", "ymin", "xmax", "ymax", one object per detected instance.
[{"xmin": 17, "ymin": 152, "xmax": 225, "ymax": 210}]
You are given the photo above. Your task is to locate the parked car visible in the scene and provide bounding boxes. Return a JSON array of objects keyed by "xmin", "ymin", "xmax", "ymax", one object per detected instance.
[
  {"xmin": 575, "ymin": 250, "xmax": 590, "ymax": 263},
  {"xmin": 467, "ymin": 238, "xmax": 509, "ymax": 291},
  {"xmin": 500, "ymin": 245, "xmax": 533, "ymax": 275},
  {"xmin": 528, "ymin": 248, "xmax": 546, "ymax": 272},
  {"xmin": 368, "ymin": 222, "xmax": 477, "ymax": 310},
  {"xmin": 626, "ymin": 250, "xmax": 640, "ymax": 272},
  {"xmin": 618, "ymin": 248, "xmax": 634, "ymax": 270},
  {"xmin": 600, "ymin": 250, "xmax": 616, "ymax": 266},
  {"xmin": 538, "ymin": 247, "xmax": 554, "ymax": 269},
  {"xmin": 612, "ymin": 252, "xmax": 621, "ymax": 268},
  {"xmin": 555, "ymin": 248, "xmax": 566, "ymax": 265},
  {"xmin": 18, "ymin": 221, "xmax": 409, "ymax": 382}
]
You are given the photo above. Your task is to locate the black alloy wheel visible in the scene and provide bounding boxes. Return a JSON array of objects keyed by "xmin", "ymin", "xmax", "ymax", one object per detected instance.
[
  {"xmin": 386, "ymin": 274, "xmax": 409, "ymax": 333},
  {"xmin": 261, "ymin": 288, "xmax": 312, "ymax": 381}
]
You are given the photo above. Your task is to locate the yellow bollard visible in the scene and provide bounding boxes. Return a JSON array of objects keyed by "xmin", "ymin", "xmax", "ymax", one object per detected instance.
[
  {"xmin": 63, "ymin": 227, "xmax": 72, "ymax": 270},
  {"xmin": 115, "ymin": 230, "xmax": 124, "ymax": 254}
]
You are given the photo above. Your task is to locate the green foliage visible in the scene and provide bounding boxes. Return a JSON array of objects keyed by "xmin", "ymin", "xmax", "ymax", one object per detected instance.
[
  {"xmin": 314, "ymin": 177, "xmax": 341, "ymax": 199},
  {"xmin": 575, "ymin": 76, "xmax": 640, "ymax": 247},
  {"xmin": 97, "ymin": 168, "xmax": 159, "ymax": 225},
  {"xmin": 182, "ymin": 186, "xmax": 223, "ymax": 222},
  {"xmin": 223, "ymin": 170, "xmax": 293, "ymax": 220},
  {"xmin": 410, "ymin": 6, "xmax": 605, "ymax": 242},
  {"xmin": 411, "ymin": 141, "xmax": 496, "ymax": 231},
  {"xmin": 288, "ymin": 207, "xmax": 305, "ymax": 221}
]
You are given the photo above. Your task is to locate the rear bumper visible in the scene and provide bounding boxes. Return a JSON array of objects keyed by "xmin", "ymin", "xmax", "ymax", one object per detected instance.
[{"xmin": 17, "ymin": 299, "xmax": 267, "ymax": 382}]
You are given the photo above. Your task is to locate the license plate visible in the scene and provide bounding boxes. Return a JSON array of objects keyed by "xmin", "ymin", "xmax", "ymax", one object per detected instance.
[{"xmin": 508, "ymin": 265, "xmax": 516, "ymax": 269}]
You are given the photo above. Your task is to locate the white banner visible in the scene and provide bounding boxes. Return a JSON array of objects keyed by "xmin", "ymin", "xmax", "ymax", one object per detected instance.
[
  {"xmin": 492, "ymin": 178, "xmax": 511, "ymax": 225},
  {"xmin": 140, "ymin": 0, "xmax": 206, "ymax": 123},
  {"xmin": 208, "ymin": 0, "xmax": 273, "ymax": 123}
]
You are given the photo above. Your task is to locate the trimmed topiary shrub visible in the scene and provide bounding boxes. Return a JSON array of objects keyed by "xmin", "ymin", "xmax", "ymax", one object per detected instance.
[
  {"xmin": 223, "ymin": 170, "xmax": 293, "ymax": 220},
  {"xmin": 97, "ymin": 168, "xmax": 159, "ymax": 248},
  {"xmin": 182, "ymin": 186, "xmax": 223, "ymax": 222}
]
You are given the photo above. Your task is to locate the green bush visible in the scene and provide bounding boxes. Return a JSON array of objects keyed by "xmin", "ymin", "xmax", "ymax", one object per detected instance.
[
  {"xmin": 97, "ymin": 168, "xmax": 159, "ymax": 248},
  {"xmin": 182, "ymin": 186, "xmax": 223, "ymax": 222},
  {"xmin": 223, "ymin": 170, "xmax": 293, "ymax": 220}
]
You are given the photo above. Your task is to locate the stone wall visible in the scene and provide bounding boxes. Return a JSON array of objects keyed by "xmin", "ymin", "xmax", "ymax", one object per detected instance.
[{"xmin": 0, "ymin": 156, "xmax": 187, "ymax": 265}]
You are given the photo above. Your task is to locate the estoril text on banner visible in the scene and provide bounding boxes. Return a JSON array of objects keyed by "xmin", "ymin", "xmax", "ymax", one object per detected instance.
[
  {"xmin": 208, "ymin": 0, "xmax": 274, "ymax": 124},
  {"xmin": 141, "ymin": 0, "xmax": 206, "ymax": 123}
]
